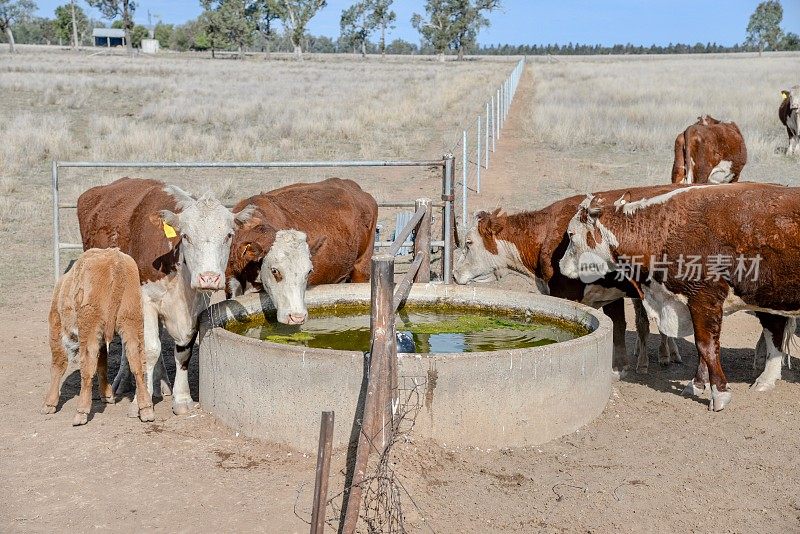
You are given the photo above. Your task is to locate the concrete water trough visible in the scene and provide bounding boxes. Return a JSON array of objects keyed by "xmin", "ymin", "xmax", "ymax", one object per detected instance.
[{"xmin": 198, "ymin": 284, "xmax": 613, "ymax": 453}]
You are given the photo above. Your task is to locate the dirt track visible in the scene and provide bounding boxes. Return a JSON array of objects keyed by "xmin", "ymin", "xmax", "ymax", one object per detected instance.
[{"xmin": 2, "ymin": 63, "xmax": 800, "ymax": 533}]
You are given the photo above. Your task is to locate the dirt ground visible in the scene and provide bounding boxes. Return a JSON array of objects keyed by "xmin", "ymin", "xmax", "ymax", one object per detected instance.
[{"xmin": 2, "ymin": 61, "xmax": 800, "ymax": 533}]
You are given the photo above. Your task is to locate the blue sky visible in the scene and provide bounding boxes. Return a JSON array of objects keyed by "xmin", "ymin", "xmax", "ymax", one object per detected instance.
[{"xmin": 35, "ymin": 0, "xmax": 800, "ymax": 46}]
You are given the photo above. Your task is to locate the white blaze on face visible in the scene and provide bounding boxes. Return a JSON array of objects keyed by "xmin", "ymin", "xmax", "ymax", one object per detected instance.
[
  {"xmin": 259, "ymin": 230, "xmax": 312, "ymax": 325},
  {"xmin": 559, "ymin": 196, "xmax": 618, "ymax": 281},
  {"xmin": 161, "ymin": 189, "xmax": 251, "ymax": 291},
  {"xmin": 453, "ymin": 223, "xmax": 502, "ymax": 284}
]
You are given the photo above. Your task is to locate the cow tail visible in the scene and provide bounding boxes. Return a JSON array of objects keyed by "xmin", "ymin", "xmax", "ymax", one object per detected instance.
[
  {"xmin": 683, "ymin": 128, "xmax": 691, "ymax": 184},
  {"xmin": 781, "ymin": 317, "xmax": 796, "ymax": 369}
]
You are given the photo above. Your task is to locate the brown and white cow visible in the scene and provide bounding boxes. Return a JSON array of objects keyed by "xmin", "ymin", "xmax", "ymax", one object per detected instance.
[
  {"xmin": 227, "ymin": 178, "xmax": 378, "ymax": 324},
  {"xmin": 452, "ymin": 189, "xmax": 683, "ymax": 375},
  {"xmin": 559, "ymin": 183, "xmax": 798, "ymax": 411},
  {"xmin": 78, "ymin": 178, "xmax": 256, "ymax": 415},
  {"xmin": 779, "ymin": 85, "xmax": 800, "ymax": 156},
  {"xmin": 671, "ymin": 115, "xmax": 746, "ymax": 184},
  {"xmin": 44, "ymin": 248, "xmax": 155, "ymax": 425}
]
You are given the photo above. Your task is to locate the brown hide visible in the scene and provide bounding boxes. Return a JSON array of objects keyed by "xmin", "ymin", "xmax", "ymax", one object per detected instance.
[
  {"xmin": 671, "ymin": 115, "xmax": 747, "ymax": 184},
  {"xmin": 584, "ymin": 182, "xmax": 800, "ymax": 394},
  {"xmin": 474, "ymin": 184, "xmax": 683, "ymax": 299},
  {"xmin": 77, "ymin": 178, "xmax": 181, "ymax": 283},
  {"xmin": 44, "ymin": 248, "xmax": 153, "ymax": 424},
  {"xmin": 228, "ymin": 178, "xmax": 378, "ymax": 291}
]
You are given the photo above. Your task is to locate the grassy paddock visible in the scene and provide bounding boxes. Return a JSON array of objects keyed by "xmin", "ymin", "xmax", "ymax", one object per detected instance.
[{"xmin": 525, "ymin": 53, "xmax": 800, "ymax": 163}]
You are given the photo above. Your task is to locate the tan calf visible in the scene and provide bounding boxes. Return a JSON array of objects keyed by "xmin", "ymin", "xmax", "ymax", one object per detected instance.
[{"xmin": 43, "ymin": 248, "xmax": 155, "ymax": 425}]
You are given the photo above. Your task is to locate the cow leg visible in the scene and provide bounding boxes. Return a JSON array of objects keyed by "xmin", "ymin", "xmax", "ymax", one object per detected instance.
[
  {"xmin": 682, "ymin": 358, "xmax": 709, "ymax": 397},
  {"xmin": 111, "ymin": 343, "xmax": 131, "ymax": 395},
  {"xmin": 74, "ymin": 333, "xmax": 100, "ymax": 426},
  {"xmin": 602, "ymin": 299, "xmax": 628, "ymax": 376},
  {"xmin": 632, "ymin": 299, "xmax": 649, "ymax": 373},
  {"xmin": 43, "ymin": 313, "xmax": 70, "ymax": 414},
  {"xmin": 752, "ymin": 313, "xmax": 788, "ymax": 392},
  {"xmin": 689, "ymin": 297, "xmax": 729, "ymax": 411},
  {"xmin": 172, "ymin": 336, "xmax": 197, "ymax": 415},
  {"xmin": 659, "ymin": 335, "xmax": 682, "ymax": 365},
  {"xmin": 753, "ymin": 332, "xmax": 766, "ymax": 372},
  {"xmin": 119, "ymin": 322, "xmax": 155, "ymax": 423},
  {"xmin": 97, "ymin": 343, "xmax": 115, "ymax": 404},
  {"xmin": 129, "ymin": 305, "xmax": 160, "ymax": 418}
]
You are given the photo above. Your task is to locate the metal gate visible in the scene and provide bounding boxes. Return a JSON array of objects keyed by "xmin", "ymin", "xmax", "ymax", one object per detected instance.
[{"xmin": 51, "ymin": 156, "xmax": 456, "ymax": 283}]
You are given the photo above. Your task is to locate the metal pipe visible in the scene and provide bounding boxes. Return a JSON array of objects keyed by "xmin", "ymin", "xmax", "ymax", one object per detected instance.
[
  {"xmin": 484, "ymin": 102, "xmax": 490, "ymax": 168},
  {"xmin": 58, "ymin": 200, "xmax": 445, "ymax": 210},
  {"xmin": 476, "ymin": 117, "xmax": 481, "ymax": 193},
  {"xmin": 462, "ymin": 130, "xmax": 467, "ymax": 241},
  {"xmin": 55, "ymin": 159, "xmax": 445, "ymax": 169},
  {"xmin": 52, "ymin": 160, "xmax": 60, "ymax": 281},
  {"xmin": 442, "ymin": 155, "xmax": 454, "ymax": 284}
]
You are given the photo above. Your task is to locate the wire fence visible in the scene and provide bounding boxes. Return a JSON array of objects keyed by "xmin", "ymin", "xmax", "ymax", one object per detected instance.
[{"xmin": 450, "ymin": 58, "xmax": 525, "ymax": 238}]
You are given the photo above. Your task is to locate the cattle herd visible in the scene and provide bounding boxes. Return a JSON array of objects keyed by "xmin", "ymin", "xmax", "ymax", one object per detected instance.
[{"xmin": 45, "ymin": 85, "xmax": 799, "ymax": 426}]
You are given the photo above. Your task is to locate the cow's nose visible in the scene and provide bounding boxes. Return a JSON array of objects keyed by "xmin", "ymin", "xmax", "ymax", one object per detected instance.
[
  {"xmin": 197, "ymin": 272, "xmax": 223, "ymax": 289},
  {"xmin": 286, "ymin": 313, "xmax": 307, "ymax": 325}
]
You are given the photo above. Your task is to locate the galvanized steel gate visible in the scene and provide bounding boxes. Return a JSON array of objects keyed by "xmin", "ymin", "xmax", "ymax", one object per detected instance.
[{"xmin": 51, "ymin": 156, "xmax": 457, "ymax": 283}]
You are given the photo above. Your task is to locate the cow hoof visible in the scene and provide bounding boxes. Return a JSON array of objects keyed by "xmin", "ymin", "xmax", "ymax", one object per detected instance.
[
  {"xmin": 159, "ymin": 379, "xmax": 173, "ymax": 398},
  {"xmin": 139, "ymin": 406, "xmax": 156, "ymax": 422},
  {"xmin": 710, "ymin": 385, "xmax": 732, "ymax": 412},
  {"xmin": 103, "ymin": 395, "xmax": 116, "ymax": 405},
  {"xmin": 751, "ymin": 380, "xmax": 776, "ymax": 393},
  {"xmin": 172, "ymin": 400, "xmax": 197, "ymax": 416},
  {"xmin": 41, "ymin": 404, "xmax": 56, "ymax": 415},
  {"xmin": 127, "ymin": 402, "xmax": 140, "ymax": 418},
  {"xmin": 682, "ymin": 380, "xmax": 707, "ymax": 397},
  {"xmin": 72, "ymin": 412, "xmax": 88, "ymax": 426}
]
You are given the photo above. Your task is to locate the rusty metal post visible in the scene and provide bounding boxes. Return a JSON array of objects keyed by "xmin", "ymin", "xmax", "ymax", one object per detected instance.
[
  {"xmin": 413, "ymin": 198, "xmax": 431, "ymax": 283},
  {"xmin": 310, "ymin": 411, "xmax": 334, "ymax": 534},
  {"xmin": 341, "ymin": 255, "xmax": 395, "ymax": 534}
]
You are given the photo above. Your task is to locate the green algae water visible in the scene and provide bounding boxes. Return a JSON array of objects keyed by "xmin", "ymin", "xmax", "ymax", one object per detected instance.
[{"xmin": 225, "ymin": 304, "xmax": 588, "ymax": 353}]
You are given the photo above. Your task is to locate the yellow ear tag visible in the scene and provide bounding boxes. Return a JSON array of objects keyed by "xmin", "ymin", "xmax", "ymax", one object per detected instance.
[{"xmin": 163, "ymin": 221, "xmax": 177, "ymax": 239}]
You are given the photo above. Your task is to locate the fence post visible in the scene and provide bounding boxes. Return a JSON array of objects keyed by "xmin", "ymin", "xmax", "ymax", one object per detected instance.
[
  {"xmin": 310, "ymin": 411, "xmax": 334, "ymax": 534},
  {"xmin": 484, "ymin": 103, "xmax": 489, "ymax": 168},
  {"xmin": 490, "ymin": 95, "xmax": 496, "ymax": 152},
  {"xmin": 496, "ymin": 89, "xmax": 501, "ymax": 139},
  {"xmin": 52, "ymin": 161, "xmax": 60, "ymax": 280},
  {"xmin": 414, "ymin": 198, "xmax": 431, "ymax": 283},
  {"xmin": 341, "ymin": 255, "xmax": 395, "ymax": 534},
  {"xmin": 461, "ymin": 130, "xmax": 467, "ymax": 241},
  {"xmin": 441, "ymin": 154, "xmax": 455, "ymax": 284},
  {"xmin": 476, "ymin": 117, "xmax": 481, "ymax": 193}
]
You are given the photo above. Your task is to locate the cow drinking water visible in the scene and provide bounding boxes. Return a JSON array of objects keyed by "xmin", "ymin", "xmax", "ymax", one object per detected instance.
[{"xmin": 227, "ymin": 178, "xmax": 378, "ymax": 324}]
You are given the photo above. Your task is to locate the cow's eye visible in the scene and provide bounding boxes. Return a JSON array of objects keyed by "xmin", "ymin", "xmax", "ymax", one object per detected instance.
[
  {"xmin": 181, "ymin": 233, "xmax": 190, "ymax": 243},
  {"xmin": 270, "ymin": 268, "xmax": 283, "ymax": 282},
  {"xmin": 226, "ymin": 232, "xmax": 234, "ymax": 240}
]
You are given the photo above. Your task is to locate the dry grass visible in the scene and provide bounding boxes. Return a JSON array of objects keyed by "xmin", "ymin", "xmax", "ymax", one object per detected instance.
[
  {"xmin": 524, "ymin": 53, "xmax": 800, "ymax": 165},
  {"xmin": 0, "ymin": 46, "xmax": 514, "ymax": 293}
]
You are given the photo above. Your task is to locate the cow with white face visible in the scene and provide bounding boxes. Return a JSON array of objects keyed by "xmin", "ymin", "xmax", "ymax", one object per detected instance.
[
  {"xmin": 226, "ymin": 178, "xmax": 379, "ymax": 325},
  {"xmin": 560, "ymin": 183, "xmax": 800, "ymax": 411},
  {"xmin": 453, "ymin": 198, "xmax": 682, "ymax": 376},
  {"xmin": 78, "ymin": 178, "xmax": 256, "ymax": 415},
  {"xmin": 780, "ymin": 85, "xmax": 800, "ymax": 156}
]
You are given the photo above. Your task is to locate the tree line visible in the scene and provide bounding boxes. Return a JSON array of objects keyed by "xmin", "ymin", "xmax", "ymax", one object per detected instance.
[{"xmin": 1, "ymin": 0, "xmax": 798, "ymax": 58}]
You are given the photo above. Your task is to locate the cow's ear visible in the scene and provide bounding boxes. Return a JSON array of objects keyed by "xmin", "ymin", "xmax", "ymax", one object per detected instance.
[
  {"xmin": 782, "ymin": 90, "xmax": 790, "ymax": 100},
  {"xmin": 159, "ymin": 210, "xmax": 181, "ymax": 231},
  {"xmin": 241, "ymin": 242, "xmax": 263, "ymax": 261},
  {"xmin": 587, "ymin": 206, "xmax": 603, "ymax": 220},
  {"xmin": 487, "ymin": 213, "xmax": 504, "ymax": 234},
  {"xmin": 234, "ymin": 205, "xmax": 258, "ymax": 227},
  {"xmin": 309, "ymin": 236, "xmax": 326, "ymax": 257}
]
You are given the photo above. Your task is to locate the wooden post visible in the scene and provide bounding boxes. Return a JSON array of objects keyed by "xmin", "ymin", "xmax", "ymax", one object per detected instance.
[
  {"xmin": 310, "ymin": 411, "xmax": 334, "ymax": 534},
  {"xmin": 414, "ymin": 198, "xmax": 431, "ymax": 283},
  {"xmin": 341, "ymin": 255, "xmax": 395, "ymax": 534}
]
